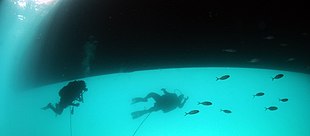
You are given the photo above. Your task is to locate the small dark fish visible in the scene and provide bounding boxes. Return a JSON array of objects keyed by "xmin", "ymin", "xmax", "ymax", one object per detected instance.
[
  {"xmin": 248, "ymin": 58, "xmax": 260, "ymax": 63},
  {"xmin": 185, "ymin": 110, "xmax": 199, "ymax": 116},
  {"xmin": 279, "ymin": 98, "xmax": 288, "ymax": 102},
  {"xmin": 216, "ymin": 75, "xmax": 230, "ymax": 81},
  {"xmin": 287, "ymin": 58, "xmax": 295, "ymax": 62},
  {"xmin": 265, "ymin": 106, "xmax": 278, "ymax": 111},
  {"xmin": 264, "ymin": 35, "xmax": 275, "ymax": 40},
  {"xmin": 222, "ymin": 49, "xmax": 237, "ymax": 53},
  {"xmin": 221, "ymin": 109, "xmax": 232, "ymax": 114},
  {"xmin": 272, "ymin": 74, "xmax": 284, "ymax": 81},
  {"xmin": 198, "ymin": 101, "xmax": 212, "ymax": 106},
  {"xmin": 253, "ymin": 92, "xmax": 265, "ymax": 98}
]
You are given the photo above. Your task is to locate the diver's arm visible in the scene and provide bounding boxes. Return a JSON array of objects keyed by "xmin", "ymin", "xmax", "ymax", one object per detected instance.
[
  {"xmin": 161, "ymin": 88, "xmax": 170, "ymax": 95},
  {"xmin": 78, "ymin": 93, "xmax": 84, "ymax": 103},
  {"xmin": 178, "ymin": 96, "xmax": 189, "ymax": 108},
  {"xmin": 70, "ymin": 102, "xmax": 80, "ymax": 107},
  {"xmin": 75, "ymin": 93, "xmax": 84, "ymax": 103},
  {"xmin": 84, "ymin": 88, "xmax": 88, "ymax": 92}
]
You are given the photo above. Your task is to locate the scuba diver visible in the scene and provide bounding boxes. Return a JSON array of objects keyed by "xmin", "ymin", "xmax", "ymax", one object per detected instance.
[
  {"xmin": 131, "ymin": 88, "xmax": 189, "ymax": 119},
  {"xmin": 41, "ymin": 80, "xmax": 88, "ymax": 115}
]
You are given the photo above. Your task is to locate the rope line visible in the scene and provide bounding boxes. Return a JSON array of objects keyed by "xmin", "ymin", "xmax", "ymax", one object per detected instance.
[
  {"xmin": 132, "ymin": 112, "xmax": 152, "ymax": 136},
  {"xmin": 70, "ymin": 107, "xmax": 73, "ymax": 136}
]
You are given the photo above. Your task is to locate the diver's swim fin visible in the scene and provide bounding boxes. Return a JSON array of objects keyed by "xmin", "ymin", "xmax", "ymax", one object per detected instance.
[
  {"xmin": 131, "ymin": 97, "xmax": 147, "ymax": 104},
  {"xmin": 131, "ymin": 110, "xmax": 147, "ymax": 119}
]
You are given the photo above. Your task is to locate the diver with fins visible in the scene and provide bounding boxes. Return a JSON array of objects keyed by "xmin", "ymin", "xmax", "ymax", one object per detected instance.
[{"xmin": 41, "ymin": 80, "xmax": 88, "ymax": 115}]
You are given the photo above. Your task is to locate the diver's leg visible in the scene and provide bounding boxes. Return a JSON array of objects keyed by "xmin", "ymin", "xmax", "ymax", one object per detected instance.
[
  {"xmin": 131, "ymin": 105, "xmax": 160, "ymax": 119},
  {"xmin": 147, "ymin": 105, "xmax": 160, "ymax": 112},
  {"xmin": 132, "ymin": 92, "xmax": 161, "ymax": 104},
  {"xmin": 47, "ymin": 103, "xmax": 64, "ymax": 115},
  {"xmin": 144, "ymin": 92, "xmax": 161, "ymax": 102},
  {"xmin": 41, "ymin": 103, "xmax": 62, "ymax": 115},
  {"xmin": 41, "ymin": 103, "xmax": 52, "ymax": 110},
  {"xmin": 48, "ymin": 104, "xmax": 57, "ymax": 112},
  {"xmin": 131, "ymin": 97, "xmax": 147, "ymax": 104}
]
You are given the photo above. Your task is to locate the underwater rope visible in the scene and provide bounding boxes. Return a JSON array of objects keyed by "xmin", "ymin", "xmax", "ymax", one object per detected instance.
[
  {"xmin": 70, "ymin": 107, "xmax": 73, "ymax": 136},
  {"xmin": 132, "ymin": 112, "xmax": 152, "ymax": 136}
]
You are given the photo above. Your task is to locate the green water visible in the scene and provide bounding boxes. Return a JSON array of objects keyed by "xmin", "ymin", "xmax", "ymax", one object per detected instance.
[{"xmin": 2, "ymin": 67, "xmax": 310, "ymax": 136}]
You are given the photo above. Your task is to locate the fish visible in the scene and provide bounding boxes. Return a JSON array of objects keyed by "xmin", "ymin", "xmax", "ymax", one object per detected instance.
[
  {"xmin": 265, "ymin": 106, "xmax": 278, "ymax": 111},
  {"xmin": 287, "ymin": 58, "xmax": 295, "ymax": 62},
  {"xmin": 253, "ymin": 92, "xmax": 264, "ymax": 98},
  {"xmin": 198, "ymin": 101, "xmax": 212, "ymax": 106},
  {"xmin": 280, "ymin": 43, "xmax": 288, "ymax": 47},
  {"xmin": 220, "ymin": 109, "xmax": 232, "ymax": 114},
  {"xmin": 248, "ymin": 58, "xmax": 260, "ymax": 63},
  {"xmin": 279, "ymin": 98, "xmax": 288, "ymax": 102},
  {"xmin": 264, "ymin": 35, "xmax": 275, "ymax": 40},
  {"xmin": 272, "ymin": 74, "xmax": 284, "ymax": 81},
  {"xmin": 185, "ymin": 110, "xmax": 199, "ymax": 116},
  {"xmin": 216, "ymin": 75, "xmax": 230, "ymax": 81},
  {"xmin": 222, "ymin": 49, "xmax": 237, "ymax": 53},
  {"xmin": 301, "ymin": 32, "xmax": 308, "ymax": 36}
]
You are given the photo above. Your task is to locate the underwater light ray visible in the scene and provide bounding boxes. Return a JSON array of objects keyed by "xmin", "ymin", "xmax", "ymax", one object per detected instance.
[
  {"xmin": 1, "ymin": 0, "xmax": 62, "ymax": 88},
  {"xmin": 35, "ymin": 0, "xmax": 55, "ymax": 5},
  {"xmin": 0, "ymin": 0, "xmax": 62, "ymax": 134},
  {"xmin": 17, "ymin": 0, "xmax": 27, "ymax": 8}
]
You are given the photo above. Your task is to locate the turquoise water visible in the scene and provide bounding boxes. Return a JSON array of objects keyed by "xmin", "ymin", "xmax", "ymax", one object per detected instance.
[{"xmin": 2, "ymin": 67, "xmax": 310, "ymax": 136}]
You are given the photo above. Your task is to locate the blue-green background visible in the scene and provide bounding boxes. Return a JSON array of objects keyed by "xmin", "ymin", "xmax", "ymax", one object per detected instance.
[{"xmin": 2, "ymin": 67, "xmax": 310, "ymax": 136}]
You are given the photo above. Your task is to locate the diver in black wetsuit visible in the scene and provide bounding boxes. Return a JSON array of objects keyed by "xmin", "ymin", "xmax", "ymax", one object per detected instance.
[
  {"xmin": 41, "ymin": 80, "xmax": 88, "ymax": 115},
  {"xmin": 131, "ymin": 88, "xmax": 188, "ymax": 119}
]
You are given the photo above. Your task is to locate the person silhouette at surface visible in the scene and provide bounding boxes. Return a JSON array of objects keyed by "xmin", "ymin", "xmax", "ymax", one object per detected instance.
[
  {"xmin": 131, "ymin": 88, "xmax": 188, "ymax": 119},
  {"xmin": 41, "ymin": 80, "xmax": 88, "ymax": 115}
]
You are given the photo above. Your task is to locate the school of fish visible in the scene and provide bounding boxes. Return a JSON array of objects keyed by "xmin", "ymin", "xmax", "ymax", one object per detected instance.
[{"xmin": 184, "ymin": 73, "xmax": 288, "ymax": 116}]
